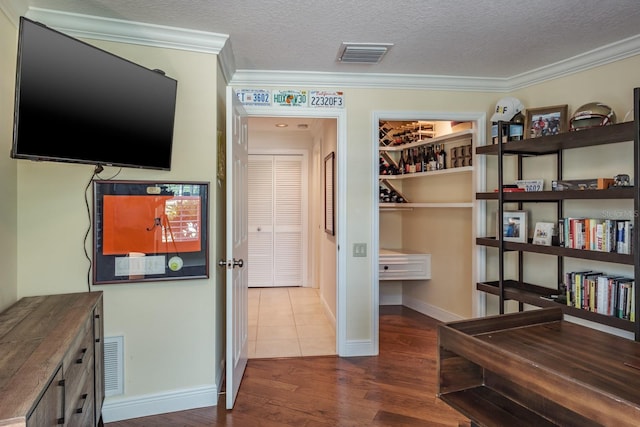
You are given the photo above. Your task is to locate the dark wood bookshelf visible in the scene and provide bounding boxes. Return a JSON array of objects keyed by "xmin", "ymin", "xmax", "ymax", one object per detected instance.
[
  {"xmin": 476, "ymin": 280, "xmax": 635, "ymax": 332},
  {"xmin": 475, "ymin": 90, "xmax": 640, "ymax": 341},
  {"xmin": 476, "ymin": 187, "xmax": 634, "ymax": 201},
  {"xmin": 476, "ymin": 121, "xmax": 634, "ymax": 156},
  {"xmin": 476, "ymin": 237, "xmax": 634, "ymax": 265}
]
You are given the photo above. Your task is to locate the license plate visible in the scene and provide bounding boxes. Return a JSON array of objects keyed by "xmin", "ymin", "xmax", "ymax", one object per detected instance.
[
  {"xmin": 236, "ymin": 89, "xmax": 271, "ymax": 106},
  {"xmin": 310, "ymin": 91, "xmax": 344, "ymax": 108},
  {"xmin": 273, "ymin": 90, "xmax": 308, "ymax": 107}
]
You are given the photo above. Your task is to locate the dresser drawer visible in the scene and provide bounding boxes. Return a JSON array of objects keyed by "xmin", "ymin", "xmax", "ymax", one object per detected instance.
[
  {"xmin": 66, "ymin": 358, "xmax": 95, "ymax": 427},
  {"xmin": 379, "ymin": 250, "xmax": 431, "ymax": 281},
  {"xmin": 62, "ymin": 316, "xmax": 95, "ymax": 425}
]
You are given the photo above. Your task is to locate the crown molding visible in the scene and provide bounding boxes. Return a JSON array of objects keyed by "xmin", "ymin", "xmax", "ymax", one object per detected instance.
[
  {"xmin": 229, "ymin": 70, "xmax": 508, "ymax": 92},
  {"xmin": 19, "ymin": 7, "xmax": 640, "ymax": 93},
  {"xmin": 26, "ymin": 7, "xmax": 229, "ymax": 55},
  {"xmin": 0, "ymin": 0, "xmax": 26, "ymax": 27},
  {"xmin": 509, "ymin": 33, "xmax": 640, "ymax": 91}
]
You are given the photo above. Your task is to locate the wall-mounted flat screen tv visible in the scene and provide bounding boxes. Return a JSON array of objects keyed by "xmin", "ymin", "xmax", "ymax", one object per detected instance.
[{"xmin": 11, "ymin": 17, "xmax": 178, "ymax": 170}]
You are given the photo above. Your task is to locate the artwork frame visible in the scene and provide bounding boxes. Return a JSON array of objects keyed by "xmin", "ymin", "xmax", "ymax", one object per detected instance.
[
  {"xmin": 93, "ymin": 180, "xmax": 209, "ymax": 284},
  {"xmin": 498, "ymin": 210, "xmax": 528, "ymax": 243},
  {"xmin": 324, "ymin": 152, "xmax": 335, "ymax": 236},
  {"xmin": 532, "ymin": 222, "xmax": 555, "ymax": 246},
  {"xmin": 525, "ymin": 105, "xmax": 568, "ymax": 139}
]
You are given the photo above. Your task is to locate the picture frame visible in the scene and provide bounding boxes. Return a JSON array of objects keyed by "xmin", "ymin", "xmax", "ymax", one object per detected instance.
[
  {"xmin": 532, "ymin": 222, "xmax": 555, "ymax": 246},
  {"xmin": 93, "ymin": 180, "xmax": 209, "ymax": 284},
  {"xmin": 498, "ymin": 210, "xmax": 528, "ymax": 243},
  {"xmin": 525, "ymin": 105, "xmax": 568, "ymax": 139},
  {"xmin": 324, "ymin": 152, "xmax": 335, "ymax": 235}
]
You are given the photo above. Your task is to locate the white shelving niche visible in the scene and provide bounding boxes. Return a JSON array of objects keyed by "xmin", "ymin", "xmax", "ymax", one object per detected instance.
[{"xmin": 376, "ymin": 114, "xmax": 479, "ymax": 321}]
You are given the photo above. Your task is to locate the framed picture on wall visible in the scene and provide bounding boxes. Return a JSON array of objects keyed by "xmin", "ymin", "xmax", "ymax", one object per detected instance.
[{"xmin": 93, "ymin": 180, "xmax": 209, "ymax": 284}]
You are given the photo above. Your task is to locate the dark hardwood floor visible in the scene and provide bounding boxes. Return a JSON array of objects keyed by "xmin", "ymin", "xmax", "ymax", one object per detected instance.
[{"xmin": 106, "ymin": 305, "xmax": 470, "ymax": 426}]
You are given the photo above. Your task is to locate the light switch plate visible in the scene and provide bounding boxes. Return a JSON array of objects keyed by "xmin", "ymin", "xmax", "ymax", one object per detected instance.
[{"xmin": 353, "ymin": 243, "xmax": 367, "ymax": 257}]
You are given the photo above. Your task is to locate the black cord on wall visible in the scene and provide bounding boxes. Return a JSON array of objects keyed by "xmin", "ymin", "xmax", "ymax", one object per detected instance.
[{"xmin": 83, "ymin": 165, "xmax": 121, "ymax": 292}]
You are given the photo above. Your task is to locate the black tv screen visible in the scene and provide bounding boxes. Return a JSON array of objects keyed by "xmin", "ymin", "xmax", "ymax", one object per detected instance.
[{"xmin": 12, "ymin": 17, "xmax": 177, "ymax": 170}]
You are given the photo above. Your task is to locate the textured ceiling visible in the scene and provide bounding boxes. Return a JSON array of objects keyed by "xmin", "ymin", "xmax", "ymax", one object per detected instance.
[{"xmin": 23, "ymin": 0, "xmax": 640, "ymax": 79}]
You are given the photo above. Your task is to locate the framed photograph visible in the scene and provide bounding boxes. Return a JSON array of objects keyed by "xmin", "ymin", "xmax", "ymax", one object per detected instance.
[
  {"xmin": 93, "ymin": 180, "xmax": 209, "ymax": 284},
  {"xmin": 525, "ymin": 105, "xmax": 568, "ymax": 139},
  {"xmin": 324, "ymin": 152, "xmax": 335, "ymax": 235},
  {"xmin": 498, "ymin": 210, "xmax": 528, "ymax": 243},
  {"xmin": 533, "ymin": 222, "xmax": 555, "ymax": 246}
]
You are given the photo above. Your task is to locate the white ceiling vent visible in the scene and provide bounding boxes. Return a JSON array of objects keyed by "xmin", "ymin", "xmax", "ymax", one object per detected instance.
[{"xmin": 337, "ymin": 43, "xmax": 393, "ymax": 64}]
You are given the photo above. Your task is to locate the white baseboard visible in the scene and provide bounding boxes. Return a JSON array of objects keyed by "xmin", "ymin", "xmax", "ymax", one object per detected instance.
[
  {"xmin": 379, "ymin": 293, "xmax": 402, "ymax": 305},
  {"xmin": 401, "ymin": 295, "xmax": 464, "ymax": 323},
  {"xmin": 342, "ymin": 339, "xmax": 376, "ymax": 357},
  {"xmin": 319, "ymin": 293, "xmax": 337, "ymax": 329},
  {"xmin": 102, "ymin": 385, "xmax": 217, "ymax": 422}
]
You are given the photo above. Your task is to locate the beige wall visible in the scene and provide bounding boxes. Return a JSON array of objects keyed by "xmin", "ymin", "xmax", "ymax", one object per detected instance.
[
  {"xmin": 0, "ymin": 9, "xmax": 18, "ymax": 311},
  {"xmin": 319, "ymin": 119, "xmax": 338, "ymax": 317},
  {"xmin": 9, "ymin": 31, "xmax": 221, "ymax": 402}
]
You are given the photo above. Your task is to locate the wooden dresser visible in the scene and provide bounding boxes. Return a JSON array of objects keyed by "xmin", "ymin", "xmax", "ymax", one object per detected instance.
[
  {"xmin": 438, "ymin": 307, "xmax": 640, "ymax": 426},
  {"xmin": 0, "ymin": 292, "xmax": 104, "ymax": 427}
]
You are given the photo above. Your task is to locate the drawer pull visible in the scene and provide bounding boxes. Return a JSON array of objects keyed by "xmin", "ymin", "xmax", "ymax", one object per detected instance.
[
  {"xmin": 383, "ymin": 265, "xmax": 389, "ymax": 270},
  {"xmin": 76, "ymin": 393, "xmax": 89, "ymax": 413},
  {"xmin": 76, "ymin": 347, "xmax": 88, "ymax": 364},
  {"xmin": 96, "ymin": 338, "xmax": 101, "ymax": 343}
]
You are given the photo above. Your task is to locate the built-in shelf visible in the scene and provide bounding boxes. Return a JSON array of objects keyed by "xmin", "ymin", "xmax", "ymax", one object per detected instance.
[
  {"xmin": 380, "ymin": 165, "xmax": 472, "ymax": 180},
  {"xmin": 381, "ymin": 202, "xmax": 473, "ymax": 209},
  {"xmin": 380, "ymin": 128, "xmax": 473, "ymax": 152}
]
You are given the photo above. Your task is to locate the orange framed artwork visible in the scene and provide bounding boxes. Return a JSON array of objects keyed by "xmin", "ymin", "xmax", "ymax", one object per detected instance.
[{"xmin": 93, "ymin": 180, "xmax": 209, "ymax": 284}]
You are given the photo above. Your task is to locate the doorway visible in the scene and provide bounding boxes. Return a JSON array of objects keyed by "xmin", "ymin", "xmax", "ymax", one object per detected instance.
[{"xmin": 245, "ymin": 114, "xmax": 341, "ymax": 358}]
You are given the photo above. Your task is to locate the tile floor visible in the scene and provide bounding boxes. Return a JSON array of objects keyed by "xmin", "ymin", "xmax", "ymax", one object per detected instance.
[{"xmin": 248, "ymin": 287, "xmax": 336, "ymax": 358}]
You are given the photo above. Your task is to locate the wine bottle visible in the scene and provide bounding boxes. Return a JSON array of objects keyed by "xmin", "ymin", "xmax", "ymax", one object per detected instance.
[
  {"xmin": 408, "ymin": 149, "xmax": 416, "ymax": 173},
  {"xmin": 428, "ymin": 146, "xmax": 437, "ymax": 171},
  {"xmin": 414, "ymin": 148, "xmax": 422, "ymax": 173},
  {"xmin": 421, "ymin": 146, "xmax": 428, "ymax": 172},
  {"xmin": 438, "ymin": 144, "xmax": 447, "ymax": 170},
  {"xmin": 398, "ymin": 150, "xmax": 405, "ymax": 175}
]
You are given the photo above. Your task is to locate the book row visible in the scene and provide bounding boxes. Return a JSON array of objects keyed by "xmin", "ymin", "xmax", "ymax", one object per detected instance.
[
  {"xmin": 558, "ymin": 218, "xmax": 633, "ymax": 254},
  {"xmin": 563, "ymin": 271, "xmax": 635, "ymax": 321}
]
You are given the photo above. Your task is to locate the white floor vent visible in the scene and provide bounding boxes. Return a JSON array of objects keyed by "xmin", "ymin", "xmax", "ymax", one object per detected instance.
[{"xmin": 104, "ymin": 336, "xmax": 124, "ymax": 397}]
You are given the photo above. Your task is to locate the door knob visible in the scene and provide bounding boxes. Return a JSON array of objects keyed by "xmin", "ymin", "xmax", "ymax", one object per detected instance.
[
  {"xmin": 218, "ymin": 259, "xmax": 229, "ymax": 268},
  {"xmin": 233, "ymin": 258, "xmax": 244, "ymax": 268}
]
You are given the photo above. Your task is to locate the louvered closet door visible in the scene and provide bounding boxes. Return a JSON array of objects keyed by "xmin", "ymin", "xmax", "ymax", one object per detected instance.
[{"xmin": 248, "ymin": 155, "xmax": 303, "ymax": 287}]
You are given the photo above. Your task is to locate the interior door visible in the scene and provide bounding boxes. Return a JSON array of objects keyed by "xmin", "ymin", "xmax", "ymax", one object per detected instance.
[
  {"xmin": 225, "ymin": 87, "xmax": 249, "ymax": 409},
  {"xmin": 248, "ymin": 154, "xmax": 304, "ymax": 287}
]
